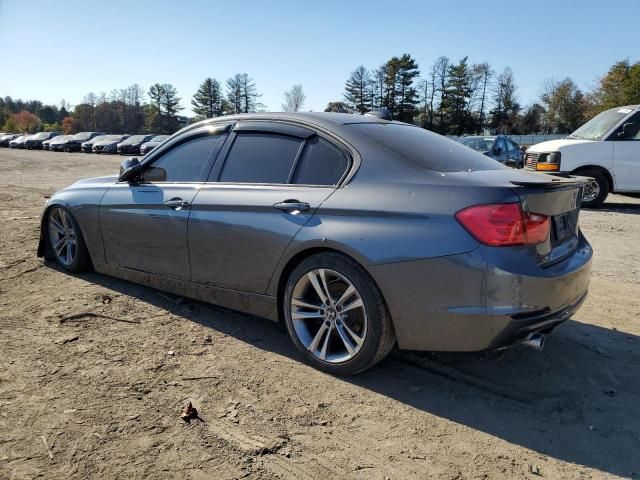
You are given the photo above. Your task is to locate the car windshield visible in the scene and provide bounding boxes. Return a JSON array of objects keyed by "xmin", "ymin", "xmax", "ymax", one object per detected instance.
[
  {"xmin": 50, "ymin": 135, "xmax": 66, "ymax": 142},
  {"xmin": 150, "ymin": 135, "xmax": 169, "ymax": 142},
  {"xmin": 33, "ymin": 132, "xmax": 51, "ymax": 139},
  {"xmin": 568, "ymin": 107, "xmax": 634, "ymax": 141},
  {"xmin": 89, "ymin": 135, "xmax": 108, "ymax": 142},
  {"xmin": 103, "ymin": 135, "xmax": 124, "ymax": 141},
  {"xmin": 124, "ymin": 135, "xmax": 146, "ymax": 143},
  {"xmin": 459, "ymin": 137, "xmax": 495, "ymax": 152},
  {"xmin": 72, "ymin": 132, "xmax": 93, "ymax": 141},
  {"xmin": 351, "ymin": 123, "xmax": 503, "ymax": 172}
]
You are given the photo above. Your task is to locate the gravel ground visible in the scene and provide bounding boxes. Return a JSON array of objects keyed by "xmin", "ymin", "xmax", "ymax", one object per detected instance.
[{"xmin": 0, "ymin": 148, "xmax": 639, "ymax": 480}]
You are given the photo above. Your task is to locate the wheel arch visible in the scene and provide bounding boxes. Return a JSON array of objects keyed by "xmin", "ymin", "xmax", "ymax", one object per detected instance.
[
  {"xmin": 37, "ymin": 203, "xmax": 94, "ymax": 268},
  {"xmin": 273, "ymin": 246, "xmax": 390, "ymax": 325},
  {"xmin": 571, "ymin": 165, "xmax": 614, "ymax": 192}
]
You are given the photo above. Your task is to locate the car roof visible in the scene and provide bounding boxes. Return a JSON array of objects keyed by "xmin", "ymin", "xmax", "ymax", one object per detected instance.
[{"xmin": 190, "ymin": 112, "xmax": 393, "ymax": 131}]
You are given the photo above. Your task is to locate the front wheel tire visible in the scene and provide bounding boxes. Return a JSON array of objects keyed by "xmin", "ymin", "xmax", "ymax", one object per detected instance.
[
  {"xmin": 580, "ymin": 169, "xmax": 609, "ymax": 208},
  {"xmin": 283, "ymin": 253, "xmax": 395, "ymax": 375},
  {"xmin": 46, "ymin": 206, "xmax": 91, "ymax": 272}
]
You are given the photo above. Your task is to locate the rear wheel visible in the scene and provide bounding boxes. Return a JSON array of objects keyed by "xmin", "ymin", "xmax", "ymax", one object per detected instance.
[
  {"xmin": 580, "ymin": 169, "xmax": 609, "ymax": 208},
  {"xmin": 283, "ymin": 253, "xmax": 395, "ymax": 375},
  {"xmin": 47, "ymin": 206, "xmax": 91, "ymax": 272}
]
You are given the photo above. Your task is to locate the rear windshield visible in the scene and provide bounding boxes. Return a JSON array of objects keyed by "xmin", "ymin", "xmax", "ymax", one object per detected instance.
[{"xmin": 351, "ymin": 123, "xmax": 504, "ymax": 172}]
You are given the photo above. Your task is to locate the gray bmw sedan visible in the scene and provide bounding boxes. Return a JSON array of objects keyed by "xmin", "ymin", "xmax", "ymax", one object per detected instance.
[{"xmin": 38, "ymin": 112, "xmax": 592, "ymax": 375}]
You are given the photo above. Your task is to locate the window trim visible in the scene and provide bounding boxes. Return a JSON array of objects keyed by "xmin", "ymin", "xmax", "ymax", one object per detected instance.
[{"xmin": 207, "ymin": 120, "xmax": 353, "ymax": 187}]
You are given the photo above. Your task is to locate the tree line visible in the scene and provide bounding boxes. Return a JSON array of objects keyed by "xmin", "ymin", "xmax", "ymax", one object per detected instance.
[
  {"xmin": 2, "ymin": 58, "xmax": 640, "ymax": 136},
  {"xmin": 330, "ymin": 56, "xmax": 640, "ymax": 135},
  {"xmin": 0, "ymin": 73, "xmax": 265, "ymax": 135}
]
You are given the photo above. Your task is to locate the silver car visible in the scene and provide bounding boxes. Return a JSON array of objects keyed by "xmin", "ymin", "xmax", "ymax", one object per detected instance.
[{"xmin": 38, "ymin": 113, "xmax": 592, "ymax": 374}]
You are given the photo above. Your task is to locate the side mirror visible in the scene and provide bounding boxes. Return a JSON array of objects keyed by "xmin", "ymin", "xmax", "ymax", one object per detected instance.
[
  {"xmin": 119, "ymin": 157, "xmax": 142, "ymax": 182},
  {"xmin": 618, "ymin": 122, "xmax": 637, "ymax": 139}
]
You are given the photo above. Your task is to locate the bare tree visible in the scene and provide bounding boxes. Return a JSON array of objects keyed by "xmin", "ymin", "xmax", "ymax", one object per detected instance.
[
  {"xmin": 432, "ymin": 56, "xmax": 450, "ymax": 132},
  {"xmin": 282, "ymin": 84, "xmax": 306, "ymax": 112}
]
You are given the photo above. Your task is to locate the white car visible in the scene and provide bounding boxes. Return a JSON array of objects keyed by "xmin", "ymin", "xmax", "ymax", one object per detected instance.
[{"xmin": 525, "ymin": 105, "xmax": 640, "ymax": 207}]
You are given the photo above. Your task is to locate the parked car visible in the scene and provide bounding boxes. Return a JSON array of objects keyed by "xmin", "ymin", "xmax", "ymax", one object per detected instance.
[
  {"xmin": 0, "ymin": 133, "xmax": 21, "ymax": 147},
  {"xmin": 49, "ymin": 135, "xmax": 74, "ymax": 152},
  {"xmin": 139, "ymin": 135, "xmax": 169, "ymax": 155},
  {"xmin": 26, "ymin": 132, "xmax": 62, "ymax": 150},
  {"xmin": 117, "ymin": 134, "xmax": 157, "ymax": 155},
  {"xmin": 525, "ymin": 105, "xmax": 640, "ymax": 208},
  {"xmin": 43, "ymin": 135, "xmax": 64, "ymax": 151},
  {"xmin": 38, "ymin": 112, "xmax": 593, "ymax": 375},
  {"xmin": 81, "ymin": 135, "xmax": 107, "ymax": 153},
  {"xmin": 9, "ymin": 134, "xmax": 31, "ymax": 149},
  {"xmin": 65, "ymin": 132, "xmax": 105, "ymax": 152},
  {"xmin": 93, "ymin": 134, "xmax": 130, "ymax": 154},
  {"xmin": 459, "ymin": 135, "xmax": 524, "ymax": 168}
]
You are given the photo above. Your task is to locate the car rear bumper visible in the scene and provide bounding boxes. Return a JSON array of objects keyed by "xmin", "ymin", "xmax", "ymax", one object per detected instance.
[{"xmin": 368, "ymin": 232, "xmax": 592, "ymax": 351}]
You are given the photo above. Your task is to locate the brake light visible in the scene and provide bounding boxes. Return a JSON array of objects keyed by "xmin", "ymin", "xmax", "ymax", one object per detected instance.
[{"xmin": 455, "ymin": 203, "xmax": 549, "ymax": 246}]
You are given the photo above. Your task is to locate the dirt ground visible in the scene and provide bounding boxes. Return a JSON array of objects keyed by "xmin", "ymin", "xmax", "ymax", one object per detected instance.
[{"xmin": 0, "ymin": 148, "xmax": 639, "ymax": 480}]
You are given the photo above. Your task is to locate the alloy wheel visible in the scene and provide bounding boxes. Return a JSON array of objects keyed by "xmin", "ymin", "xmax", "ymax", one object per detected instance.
[
  {"xmin": 48, "ymin": 208, "xmax": 77, "ymax": 266},
  {"xmin": 290, "ymin": 268, "xmax": 367, "ymax": 364}
]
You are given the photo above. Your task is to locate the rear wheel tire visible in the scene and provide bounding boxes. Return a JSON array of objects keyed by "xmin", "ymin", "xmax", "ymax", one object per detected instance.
[
  {"xmin": 283, "ymin": 253, "xmax": 395, "ymax": 375},
  {"xmin": 580, "ymin": 169, "xmax": 609, "ymax": 208},
  {"xmin": 46, "ymin": 206, "xmax": 91, "ymax": 272}
]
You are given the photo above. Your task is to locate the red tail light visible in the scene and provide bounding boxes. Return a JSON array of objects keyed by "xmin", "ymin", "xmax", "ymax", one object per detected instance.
[{"xmin": 455, "ymin": 203, "xmax": 549, "ymax": 246}]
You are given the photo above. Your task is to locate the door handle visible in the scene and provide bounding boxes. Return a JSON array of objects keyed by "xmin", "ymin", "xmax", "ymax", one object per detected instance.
[
  {"xmin": 164, "ymin": 198, "xmax": 190, "ymax": 210},
  {"xmin": 273, "ymin": 199, "xmax": 310, "ymax": 213}
]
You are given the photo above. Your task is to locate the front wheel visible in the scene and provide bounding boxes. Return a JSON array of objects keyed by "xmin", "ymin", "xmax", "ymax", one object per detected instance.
[
  {"xmin": 580, "ymin": 169, "xmax": 609, "ymax": 208},
  {"xmin": 283, "ymin": 253, "xmax": 395, "ymax": 375},
  {"xmin": 46, "ymin": 206, "xmax": 91, "ymax": 272}
]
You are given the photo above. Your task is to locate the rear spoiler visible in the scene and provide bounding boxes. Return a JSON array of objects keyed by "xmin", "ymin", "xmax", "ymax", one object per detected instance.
[{"xmin": 510, "ymin": 173, "xmax": 589, "ymax": 189}]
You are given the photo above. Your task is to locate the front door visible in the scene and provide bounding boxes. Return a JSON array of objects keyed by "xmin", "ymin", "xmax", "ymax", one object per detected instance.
[
  {"xmin": 100, "ymin": 130, "xmax": 229, "ymax": 279},
  {"xmin": 610, "ymin": 112, "xmax": 640, "ymax": 191}
]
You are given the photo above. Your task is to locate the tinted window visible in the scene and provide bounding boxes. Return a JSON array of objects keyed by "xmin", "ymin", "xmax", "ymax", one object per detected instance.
[
  {"xmin": 293, "ymin": 137, "xmax": 349, "ymax": 185},
  {"xmin": 219, "ymin": 133, "xmax": 303, "ymax": 183},
  {"xmin": 506, "ymin": 140, "xmax": 516, "ymax": 152},
  {"xmin": 351, "ymin": 124, "xmax": 503, "ymax": 172},
  {"xmin": 495, "ymin": 138, "xmax": 506, "ymax": 153},
  {"xmin": 142, "ymin": 134, "xmax": 226, "ymax": 183}
]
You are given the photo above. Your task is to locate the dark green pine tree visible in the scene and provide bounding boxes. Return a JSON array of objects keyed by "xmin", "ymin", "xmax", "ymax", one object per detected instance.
[
  {"xmin": 441, "ymin": 57, "xmax": 473, "ymax": 135},
  {"xmin": 380, "ymin": 54, "xmax": 420, "ymax": 122},
  {"xmin": 192, "ymin": 78, "xmax": 224, "ymax": 119},
  {"xmin": 344, "ymin": 66, "xmax": 371, "ymax": 114}
]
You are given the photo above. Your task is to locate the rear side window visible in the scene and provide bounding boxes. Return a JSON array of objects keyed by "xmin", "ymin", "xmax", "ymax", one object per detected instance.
[
  {"xmin": 219, "ymin": 133, "xmax": 303, "ymax": 183},
  {"xmin": 142, "ymin": 133, "xmax": 227, "ymax": 183},
  {"xmin": 293, "ymin": 137, "xmax": 349, "ymax": 185},
  {"xmin": 351, "ymin": 124, "xmax": 504, "ymax": 172}
]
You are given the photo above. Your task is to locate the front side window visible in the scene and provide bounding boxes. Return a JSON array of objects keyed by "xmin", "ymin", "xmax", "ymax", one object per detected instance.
[
  {"xmin": 611, "ymin": 112, "xmax": 640, "ymax": 141},
  {"xmin": 218, "ymin": 133, "xmax": 303, "ymax": 184},
  {"xmin": 292, "ymin": 136, "xmax": 349, "ymax": 185},
  {"xmin": 142, "ymin": 133, "xmax": 227, "ymax": 183}
]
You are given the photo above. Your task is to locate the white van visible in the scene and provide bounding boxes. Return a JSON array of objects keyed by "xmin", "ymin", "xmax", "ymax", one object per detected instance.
[{"xmin": 525, "ymin": 105, "xmax": 640, "ymax": 207}]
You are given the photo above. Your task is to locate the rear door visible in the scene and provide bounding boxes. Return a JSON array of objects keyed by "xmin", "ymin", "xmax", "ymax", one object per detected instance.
[
  {"xmin": 188, "ymin": 121, "xmax": 352, "ymax": 294},
  {"xmin": 100, "ymin": 127, "xmax": 229, "ymax": 279}
]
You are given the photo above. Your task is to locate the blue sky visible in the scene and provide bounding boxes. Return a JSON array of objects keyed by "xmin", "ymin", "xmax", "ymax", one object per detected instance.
[{"xmin": 0, "ymin": 0, "xmax": 638, "ymax": 116}]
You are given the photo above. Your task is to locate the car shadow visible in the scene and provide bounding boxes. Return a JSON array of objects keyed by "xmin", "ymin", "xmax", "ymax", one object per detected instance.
[
  {"xmin": 584, "ymin": 202, "xmax": 640, "ymax": 215},
  {"xmin": 57, "ymin": 267, "xmax": 640, "ymax": 478}
]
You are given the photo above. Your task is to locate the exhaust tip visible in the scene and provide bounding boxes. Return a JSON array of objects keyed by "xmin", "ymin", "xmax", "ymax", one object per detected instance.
[{"xmin": 522, "ymin": 333, "xmax": 545, "ymax": 351}]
